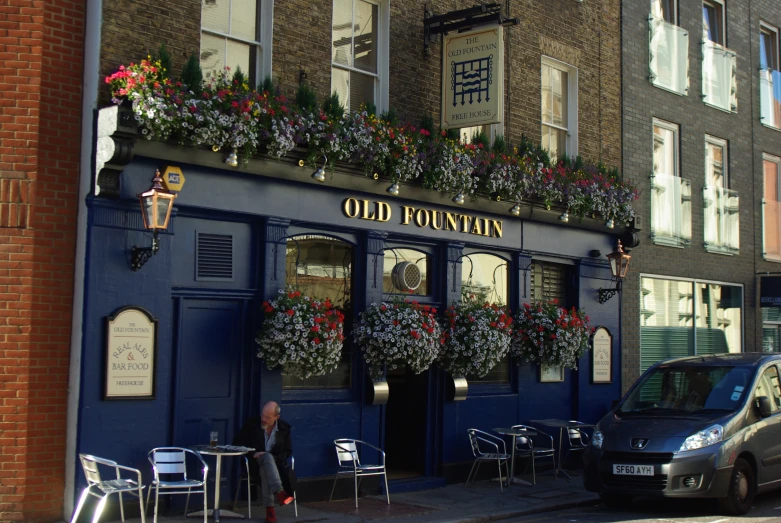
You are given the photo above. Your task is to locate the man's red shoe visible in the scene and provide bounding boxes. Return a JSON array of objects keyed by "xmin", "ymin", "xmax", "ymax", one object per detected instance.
[
  {"xmin": 265, "ymin": 506, "xmax": 277, "ymax": 523},
  {"xmin": 277, "ymin": 490, "xmax": 294, "ymax": 506}
]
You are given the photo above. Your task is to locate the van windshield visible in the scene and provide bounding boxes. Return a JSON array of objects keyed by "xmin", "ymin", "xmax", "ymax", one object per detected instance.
[{"xmin": 618, "ymin": 365, "xmax": 752, "ymax": 415}]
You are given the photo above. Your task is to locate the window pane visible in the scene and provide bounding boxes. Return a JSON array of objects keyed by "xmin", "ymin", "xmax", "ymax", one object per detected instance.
[
  {"xmin": 705, "ymin": 140, "xmax": 725, "ymax": 188},
  {"xmin": 349, "ymin": 71, "xmax": 375, "ymax": 111},
  {"xmin": 541, "ymin": 64, "xmax": 551, "ymax": 124},
  {"xmin": 703, "ymin": 3, "xmax": 722, "ymax": 44},
  {"xmin": 332, "ymin": 0, "xmax": 353, "ymax": 66},
  {"xmin": 383, "ymin": 248, "xmax": 430, "ymax": 296},
  {"xmin": 462, "ymin": 253, "xmax": 508, "ymax": 305},
  {"xmin": 231, "ymin": 0, "xmax": 257, "ymax": 40},
  {"xmin": 695, "ymin": 284, "xmax": 742, "ymax": 355},
  {"xmin": 764, "ymin": 159, "xmax": 779, "ymax": 200},
  {"xmin": 226, "ymin": 39, "xmax": 251, "ymax": 78},
  {"xmin": 331, "ymin": 67, "xmax": 350, "ymax": 109},
  {"xmin": 755, "ymin": 367, "xmax": 781, "ymax": 412},
  {"xmin": 764, "ymin": 160, "xmax": 781, "ymax": 258},
  {"xmin": 202, "ymin": 0, "xmax": 230, "ymax": 33},
  {"xmin": 653, "ymin": 125, "xmax": 676, "ymax": 176},
  {"xmin": 762, "ymin": 325, "xmax": 781, "ymax": 352},
  {"xmin": 640, "ymin": 278, "xmax": 694, "ymax": 372},
  {"xmin": 353, "ymin": 0, "xmax": 377, "ymax": 73},
  {"xmin": 530, "ymin": 261, "xmax": 568, "ymax": 304},
  {"xmin": 201, "ymin": 33, "xmax": 226, "ymax": 81},
  {"xmin": 551, "ymin": 68, "xmax": 567, "ymax": 127}
]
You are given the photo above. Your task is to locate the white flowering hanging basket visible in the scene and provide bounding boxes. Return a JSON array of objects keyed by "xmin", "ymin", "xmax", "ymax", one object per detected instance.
[
  {"xmin": 354, "ymin": 300, "xmax": 443, "ymax": 381},
  {"xmin": 256, "ymin": 289, "xmax": 345, "ymax": 379}
]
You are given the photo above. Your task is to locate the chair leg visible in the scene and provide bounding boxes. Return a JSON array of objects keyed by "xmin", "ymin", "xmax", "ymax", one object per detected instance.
[
  {"xmin": 153, "ymin": 486, "xmax": 160, "ymax": 523},
  {"xmin": 91, "ymin": 494, "xmax": 110, "ymax": 523},
  {"xmin": 531, "ymin": 454, "xmax": 537, "ymax": 485},
  {"xmin": 184, "ymin": 488, "xmax": 191, "ymax": 517},
  {"xmin": 464, "ymin": 461, "xmax": 477, "ymax": 488},
  {"xmin": 353, "ymin": 470, "xmax": 359, "ymax": 509},
  {"xmin": 293, "ymin": 490, "xmax": 298, "ymax": 517},
  {"xmin": 329, "ymin": 472, "xmax": 340, "ymax": 502},
  {"xmin": 203, "ymin": 482, "xmax": 208, "ymax": 523},
  {"xmin": 496, "ymin": 459, "xmax": 503, "ymax": 493},
  {"xmin": 70, "ymin": 487, "xmax": 91, "ymax": 523},
  {"xmin": 246, "ymin": 459, "xmax": 252, "ymax": 519},
  {"xmin": 383, "ymin": 471, "xmax": 390, "ymax": 505},
  {"xmin": 138, "ymin": 485, "xmax": 146, "ymax": 523},
  {"xmin": 118, "ymin": 491, "xmax": 126, "ymax": 523}
]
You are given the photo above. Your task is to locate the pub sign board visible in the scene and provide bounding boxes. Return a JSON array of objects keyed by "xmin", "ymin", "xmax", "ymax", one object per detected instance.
[
  {"xmin": 104, "ymin": 306, "xmax": 157, "ymax": 400},
  {"xmin": 760, "ymin": 276, "xmax": 781, "ymax": 307},
  {"xmin": 591, "ymin": 326, "xmax": 612, "ymax": 384},
  {"xmin": 441, "ymin": 25, "xmax": 504, "ymax": 129}
]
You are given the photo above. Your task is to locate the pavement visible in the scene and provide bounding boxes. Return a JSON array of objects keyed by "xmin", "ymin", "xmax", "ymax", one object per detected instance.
[{"xmin": 67, "ymin": 471, "xmax": 600, "ymax": 523}]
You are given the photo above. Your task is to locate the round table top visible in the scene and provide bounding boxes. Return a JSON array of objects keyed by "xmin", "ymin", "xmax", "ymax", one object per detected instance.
[
  {"xmin": 191, "ymin": 444, "xmax": 254, "ymax": 456},
  {"xmin": 529, "ymin": 419, "xmax": 595, "ymax": 429},
  {"xmin": 493, "ymin": 427, "xmax": 537, "ymax": 437}
]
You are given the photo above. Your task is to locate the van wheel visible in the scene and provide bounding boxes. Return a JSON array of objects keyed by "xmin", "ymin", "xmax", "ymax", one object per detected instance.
[
  {"xmin": 719, "ymin": 458, "xmax": 755, "ymax": 515},
  {"xmin": 599, "ymin": 492, "xmax": 632, "ymax": 508}
]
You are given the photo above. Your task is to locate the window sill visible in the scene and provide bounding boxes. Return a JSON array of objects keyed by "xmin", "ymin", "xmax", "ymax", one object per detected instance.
[
  {"xmin": 761, "ymin": 121, "xmax": 781, "ymax": 132},
  {"xmin": 763, "ymin": 255, "xmax": 781, "ymax": 263},
  {"xmin": 702, "ymin": 99, "xmax": 737, "ymax": 114},
  {"xmin": 705, "ymin": 245, "xmax": 738, "ymax": 255},
  {"xmin": 650, "ymin": 80, "xmax": 688, "ymax": 97},
  {"xmin": 651, "ymin": 236, "xmax": 690, "ymax": 248}
]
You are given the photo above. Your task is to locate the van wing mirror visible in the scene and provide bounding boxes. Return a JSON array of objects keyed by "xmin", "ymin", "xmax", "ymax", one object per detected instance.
[{"xmin": 756, "ymin": 396, "xmax": 773, "ymax": 418}]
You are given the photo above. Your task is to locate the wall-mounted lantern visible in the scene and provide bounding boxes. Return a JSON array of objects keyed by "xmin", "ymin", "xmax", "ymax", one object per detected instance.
[
  {"xmin": 597, "ymin": 240, "xmax": 631, "ymax": 304},
  {"xmin": 131, "ymin": 169, "xmax": 176, "ymax": 271}
]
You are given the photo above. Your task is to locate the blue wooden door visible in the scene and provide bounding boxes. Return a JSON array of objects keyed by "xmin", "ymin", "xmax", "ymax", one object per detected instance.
[{"xmin": 172, "ymin": 299, "xmax": 244, "ymax": 449}]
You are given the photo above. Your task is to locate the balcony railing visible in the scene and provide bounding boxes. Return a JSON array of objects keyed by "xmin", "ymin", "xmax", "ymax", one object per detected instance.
[
  {"xmin": 764, "ymin": 198, "xmax": 781, "ymax": 260},
  {"xmin": 649, "ymin": 15, "xmax": 689, "ymax": 95},
  {"xmin": 703, "ymin": 186, "xmax": 739, "ymax": 254},
  {"xmin": 651, "ymin": 172, "xmax": 692, "ymax": 247},
  {"xmin": 702, "ymin": 40, "xmax": 737, "ymax": 112},
  {"xmin": 760, "ymin": 68, "xmax": 781, "ymax": 130}
]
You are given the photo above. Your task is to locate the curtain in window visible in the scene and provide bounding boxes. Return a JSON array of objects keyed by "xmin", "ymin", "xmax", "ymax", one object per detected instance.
[
  {"xmin": 649, "ymin": 17, "xmax": 689, "ymax": 94},
  {"xmin": 702, "ymin": 41, "xmax": 737, "ymax": 111}
]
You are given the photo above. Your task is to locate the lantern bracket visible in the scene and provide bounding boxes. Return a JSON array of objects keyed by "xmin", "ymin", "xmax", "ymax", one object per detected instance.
[
  {"xmin": 131, "ymin": 233, "xmax": 160, "ymax": 271},
  {"xmin": 598, "ymin": 280, "xmax": 622, "ymax": 304}
]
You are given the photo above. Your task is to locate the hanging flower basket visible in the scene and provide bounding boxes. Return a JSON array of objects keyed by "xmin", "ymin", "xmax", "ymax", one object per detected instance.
[
  {"xmin": 256, "ymin": 289, "xmax": 345, "ymax": 378},
  {"xmin": 511, "ymin": 300, "xmax": 592, "ymax": 370},
  {"xmin": 354, "ymin": 299, "xmax": 443, "ymax": 381},
  {"xmin": 440, "ymin": 300, "xmax": 513, "ymax": 378}
]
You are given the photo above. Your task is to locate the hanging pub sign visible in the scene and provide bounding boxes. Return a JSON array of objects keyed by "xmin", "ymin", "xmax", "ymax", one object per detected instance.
[
  {"xmin": 104, "ymin": 306, "xmax": 157, "ymax": 400},
  {"xmin": 591, "ymin": 326, "xmax": 612, "ymax": 384},
  {"xmin": 441, "ymin": 25, "xmax": 504, "ymax": 130}
]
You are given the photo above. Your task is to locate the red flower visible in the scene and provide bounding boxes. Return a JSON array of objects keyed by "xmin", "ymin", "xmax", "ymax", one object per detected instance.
[{"xmin": 286, "ymin": 309, "xmax": 295, "ymax": 316}]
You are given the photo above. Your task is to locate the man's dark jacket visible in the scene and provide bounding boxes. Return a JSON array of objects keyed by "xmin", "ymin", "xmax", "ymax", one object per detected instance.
[{"xmin": 234, "ymin": 418, "xmax": 296, "ymax": 495}]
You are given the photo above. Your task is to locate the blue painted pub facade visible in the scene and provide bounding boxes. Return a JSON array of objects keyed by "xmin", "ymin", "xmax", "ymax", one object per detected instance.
[{"xmin": 75, "ymin": 110, "xmax": 624, "ymax": 495}]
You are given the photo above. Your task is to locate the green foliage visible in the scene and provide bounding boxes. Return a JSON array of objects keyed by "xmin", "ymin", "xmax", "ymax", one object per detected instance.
[
  {"xmin": 444, "ymin": 128, "xmax": 460, "ymax": 140},
  {"xmin": 364, "ymin": 102, "xmax": 377, "ymax": 117},
  {"xmin": 492, "ymin": 135, "xmax": 507, "ymax": 154},
  {"xmin": 295, "ymin": 82, "xmax": 318, "ymax": 114},
  {"xmin": 231, "ymin": 67, "xmax": 247, "ymax": 87},
  {"xmin": 322, "ymin": 91, "xmax": 345, "ymax": 120},
  {"xmin": 419, "ymin": 113, "xmax": 435, "ymax": 135},
  {"xmin": 258, "ymin": 75, "xmax": 274, "ymax": 94},
  {"xmin": 573, "ymin": 155, "xmax": 584, "ymax": 171},
  {"xmin": 153, "ymin": 43, "xmax": 172, "ymax": 78},
  {"xmin": 181, "ymin": 54, "xmax": 203, "ymax": 94},
  {"xmin": 470, "ymin": 129, "xmax": 490, "ymax": 149},
  {"xmin": 379, "ymin": 108, "xmax": 398, "ymax": 125}
]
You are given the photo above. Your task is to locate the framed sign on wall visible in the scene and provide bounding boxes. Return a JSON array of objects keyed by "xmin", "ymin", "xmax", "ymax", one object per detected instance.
[
  {"xmin": 591, "ymin": 326, "xmax": 612, "ymax": 384},
  {"xmin": 104, "ymin": 306, "xmax": 158, "ymax": 400},
  {"xmin": 539, "ymin": 365, "xmax": 564, "ymax": 383}
]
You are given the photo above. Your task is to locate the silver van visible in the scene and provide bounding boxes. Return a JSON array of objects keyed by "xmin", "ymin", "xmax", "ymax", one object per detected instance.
[{"xmin": 583, "ymin": 353, "xmax": 781, "ymax": 515}]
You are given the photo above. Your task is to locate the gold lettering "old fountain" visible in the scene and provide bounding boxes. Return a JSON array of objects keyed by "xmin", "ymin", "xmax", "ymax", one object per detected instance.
[{"xmin": 342, "ymin": 198, "xmax": 503, "ymax": 238}]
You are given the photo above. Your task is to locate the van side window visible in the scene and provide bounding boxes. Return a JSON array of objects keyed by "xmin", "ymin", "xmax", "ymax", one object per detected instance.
[{"xmin": 755, "ymin": 366, "xmax": 781, "ymax": 412}]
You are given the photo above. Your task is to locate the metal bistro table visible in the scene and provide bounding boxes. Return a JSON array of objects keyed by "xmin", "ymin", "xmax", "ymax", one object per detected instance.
[
  {"xmin": 492, "ymin": 427, "xmax": 537, "ymax": 487},
  {"xmin": 189, "ymin": 445, "xmax": 254, "ymax": 522},
  {"xmin": 529, "ymin": 419, "xmax": 594, "ymax": 480}
]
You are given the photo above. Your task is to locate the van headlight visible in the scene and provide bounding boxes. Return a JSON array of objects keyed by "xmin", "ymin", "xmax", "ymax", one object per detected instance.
[
  {"xmin": 592, "ymin": 427, "xmax": 604, "ymax": 449},
  {"xmin": 679, "ymin": 424, "xmax": 723, "ymax": 452}
]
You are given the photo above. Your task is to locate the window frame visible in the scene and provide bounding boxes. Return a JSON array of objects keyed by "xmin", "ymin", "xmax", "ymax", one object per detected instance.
[
  {"xmin": 330, "ymin": 0, "xmax": 389, "ymax": 112},
  {"xmin": 704, "ymin": 134, "xmax": 728, "ymax": 188},
  {"xmin": 652, "ymin": 0, "xmax": 678, "ymax": 24},
  {"xmin": 200, "ymin": 0, "xmax": 273, "ymax": 84},
  {"xmin": 541, "ymin": 56, "xmax": 579, "ymax": 159},
  {"xmin": 702, "ymin": 0, "xmax": 726, "ymax": 46},
  {"xmin": 763, "ymin": 153, "xmax": 781, "ymax": 262},
  {"xmin": 653, "ymin": 118, "xmax": 680, "ymax": 178},
  {"xmin": 760, "ymin": 22, "xmax": 780, "ymax": 71}
]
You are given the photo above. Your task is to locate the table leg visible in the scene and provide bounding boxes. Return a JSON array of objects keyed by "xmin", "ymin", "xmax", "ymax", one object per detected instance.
[
  {"xmin": 556, "ymin": 428, "xmax": 571, "ymax": 481},
  {"xmin": 188, "ymin": 455, "xmax": 246, "ymax": 521},
  {"xmin": 506, "ymin": 436, "xmax": 531, "ymax": 487}
]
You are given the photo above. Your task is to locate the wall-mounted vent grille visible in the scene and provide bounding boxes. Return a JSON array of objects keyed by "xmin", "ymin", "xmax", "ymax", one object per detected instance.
[{"xmin": 196, "ymin": 232, "xmax": 234, "ymax": 281}]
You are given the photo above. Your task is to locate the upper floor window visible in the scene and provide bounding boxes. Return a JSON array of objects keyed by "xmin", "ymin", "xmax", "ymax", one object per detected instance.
[
  {"xmin": 651, "ymin": 119, "xmax": 692, "ymax": 247},
  {"xmin": 331, "ymin": 0, "xmax": 388, "ymax": 112},
  {"xmin": 760, "ymin": 24, "xmax": 781, "ymax": 129},
  {"xmin": 283, "ymin": 234, "xmax": 353, "ymax": 389},
  {"xmin": 702, "ymin": 0, "xmax": 725, "ymax": 45},
  {"xmin": 764, "ymin": 154, "xmax": 781, "ymax": 261},
  {"xmin": 541, "ymin": 57, "xmax": 578, "ymax": 160},
  {"xmin": 705, "ymin": 135, "xmax": 728, "ymax": 188},
  {"xmin": 652, "ymin": 0, "xmax": 677, "ymax": 24},
  {"xmin": 703, "ymin": 136, "xmax": 739, "ymax": 254},
  {"xmin": 200, "ymin": 0, "xmax": 273, "ymax": 85}
]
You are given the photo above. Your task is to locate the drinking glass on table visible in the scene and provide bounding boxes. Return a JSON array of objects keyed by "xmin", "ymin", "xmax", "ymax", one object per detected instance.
[{"xmin": 210, "ymin": 431, "xmax": 219, "ymax": 447}]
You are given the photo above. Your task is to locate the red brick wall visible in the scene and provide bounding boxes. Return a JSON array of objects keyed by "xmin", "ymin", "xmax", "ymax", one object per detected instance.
[{"xmin": 0, "ymin": 0, "xmax": 83, "ymax": 520}]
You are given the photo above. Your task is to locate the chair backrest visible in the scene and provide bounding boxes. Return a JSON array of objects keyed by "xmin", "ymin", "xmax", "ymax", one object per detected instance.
[
  {"xmin": 567, "ymin": 421, "xmax": 587, "ymax": 446},
  {"xmin": 334, "ymin": 439, "xmax": 359, "ymax": 467},
  {"xmin": 79, "ymin": 454, "xmax": 117, "ymax": 486},
  {"xmin": 149, "ymin": 447, "xmax": 189, "ymax": 478},
  {"xmin": 466, "ymin": 429, "xmax": 482, "ymax": 457}
]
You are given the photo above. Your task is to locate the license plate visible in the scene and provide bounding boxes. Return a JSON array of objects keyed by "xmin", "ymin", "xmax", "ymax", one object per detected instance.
[{"xmin": 613, "ymin": 464, "xmax": 654, "ymax": 476}]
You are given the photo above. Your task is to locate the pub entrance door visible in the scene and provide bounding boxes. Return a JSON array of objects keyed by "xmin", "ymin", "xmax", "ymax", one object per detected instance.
[{"xmin": 384, "ymin": 366, "xmax": 429, "ymax": 479}]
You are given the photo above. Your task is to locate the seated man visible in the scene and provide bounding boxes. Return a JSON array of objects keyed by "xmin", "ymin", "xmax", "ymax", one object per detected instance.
[{"xmin": 234, "ymin": 401, "xmax": 295, "ymax": 523}]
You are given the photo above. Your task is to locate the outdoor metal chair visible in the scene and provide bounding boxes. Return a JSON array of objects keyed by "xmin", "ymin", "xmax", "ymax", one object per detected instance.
[
  {"xmin": 231, "ymin": 455, "xmax": 297, "ymax": 518},
  {"xmin": 146, "ymin": 447, "xmax": 208, "ymax": 523},
  {"xmin": 511, "ymin": 424, "xmax": 556, "ymax": 485},
  {"xmin": 465, "ymin": 429, "xmax": 511, "ymax": 492},
  {"xmin": 564, "ymin": 421, "xmax": 590, "ymax": 467},
  {"xmin": 70, "ymin": 454, "xmax": 146, "ymax": 523},
  {"xmin": 329, "ymin": 439, "xmax": 390, "ymax": 509}
]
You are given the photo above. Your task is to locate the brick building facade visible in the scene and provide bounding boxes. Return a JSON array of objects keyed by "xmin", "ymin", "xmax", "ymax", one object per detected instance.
[
  {"xmin": 622, "ymin": 0, "xmax": 781, "ymax": 389},
  {"xmin": 0, "ymin": 0, "xmax": 84, "ymax": 521}
]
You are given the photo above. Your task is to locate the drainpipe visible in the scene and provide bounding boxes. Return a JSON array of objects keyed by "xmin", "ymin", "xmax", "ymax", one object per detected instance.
[{"xmin": 63, "ymin": 0, "xmax": 102, "ymax": 518}]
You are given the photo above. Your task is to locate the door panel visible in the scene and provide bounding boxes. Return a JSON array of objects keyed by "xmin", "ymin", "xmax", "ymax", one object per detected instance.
[{"xmin": 173, "ymin": 299, "xmax": 243, "ymax": 449}]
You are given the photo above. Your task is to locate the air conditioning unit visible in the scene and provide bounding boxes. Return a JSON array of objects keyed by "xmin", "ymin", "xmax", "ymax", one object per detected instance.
[{"xmin": 391, "ymin": 261, "xmax": 422, "ymax": 292}]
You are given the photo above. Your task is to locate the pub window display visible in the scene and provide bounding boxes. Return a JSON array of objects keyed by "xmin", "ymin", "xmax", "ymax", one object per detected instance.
[
  {"xmin": 462, "ymin": 253, "xmax": 511, "ymax": 384},
  {"xmin": 282, "ymin": 234, "xmax": 353, "ymax": 389},
  {"xmin": 382, "ymin": 248, "xmax": 430, "ymax": 295},
  {"xmin": 530, "ymin": 261, "xmax": 570, "ymax": 305}
]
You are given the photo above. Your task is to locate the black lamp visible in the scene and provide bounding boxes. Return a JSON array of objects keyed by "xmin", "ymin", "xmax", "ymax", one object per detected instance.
[
  {"xmin": 131, "ymin": 169, "xmax": 176, "ymax": 271},
  {"xmin": 598, "ymin": 240, "xmax": 631, "ymax": 304}
]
